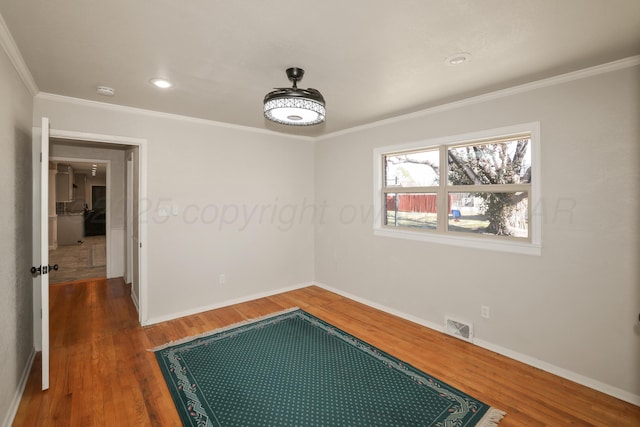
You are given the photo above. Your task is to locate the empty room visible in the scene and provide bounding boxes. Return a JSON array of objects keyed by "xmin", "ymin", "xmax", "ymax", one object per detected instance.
[{"xmin": 1, "ymin": 1, "xmax": 639, "ymax": 426}]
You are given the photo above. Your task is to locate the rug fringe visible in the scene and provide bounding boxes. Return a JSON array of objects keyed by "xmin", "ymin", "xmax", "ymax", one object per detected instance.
[
  {"xmin": 148, "ymin": 306, "xmax": 301, "ymax": 352},
  {"xmin": 477, "ymin": 407, "xmax": 506, "ymax": 426}
]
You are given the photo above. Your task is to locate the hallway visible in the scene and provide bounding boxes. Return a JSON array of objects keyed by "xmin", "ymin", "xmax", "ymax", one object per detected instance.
[{"xmin": 48, "ymin": 235, "xmax": 106, "ymax": 284}]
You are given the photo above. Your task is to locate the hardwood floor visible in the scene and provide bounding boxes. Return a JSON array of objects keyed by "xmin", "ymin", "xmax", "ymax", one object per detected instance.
[{"xmin": 13, "ymin": 279, "xmax": 640, "ymax": 426}]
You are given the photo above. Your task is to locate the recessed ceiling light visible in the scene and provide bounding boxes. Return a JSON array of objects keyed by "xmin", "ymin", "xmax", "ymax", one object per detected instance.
[
  {"xmin": 96, "ymin": 86, "xmax": 115, "ymax": 96},
  {"xmin": 150, "ymin": 78, "xmax": 173, "ymax": 89},
  {"xmin": 444, "ymin": 52, "xmax": 472, "ymax": 66}
]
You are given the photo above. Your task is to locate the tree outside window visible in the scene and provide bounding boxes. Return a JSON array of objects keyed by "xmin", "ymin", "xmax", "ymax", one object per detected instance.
[{"xmin": 382, "ymin": 135, "xmax": 532, "ymax": 240}]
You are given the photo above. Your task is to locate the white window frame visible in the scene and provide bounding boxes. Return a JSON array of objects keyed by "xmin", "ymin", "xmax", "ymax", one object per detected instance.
[{"xmin": 373, "ymin": 122, "xmax": 541, "ymax": 256}]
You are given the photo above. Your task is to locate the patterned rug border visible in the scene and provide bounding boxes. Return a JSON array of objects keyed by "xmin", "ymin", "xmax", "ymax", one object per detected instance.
[
  {"xmin": 149, "ymin": 306, "xmax": 301, "ymax": 352},
  {"xmin": 153, "ymin": 307, "xmax": 506, "ymax": 426}
]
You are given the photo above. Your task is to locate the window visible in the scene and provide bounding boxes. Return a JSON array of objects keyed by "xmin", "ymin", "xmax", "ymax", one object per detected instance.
[{"xmin": 374, "ymin": 123, "xmax": 540, "ymax": 255}]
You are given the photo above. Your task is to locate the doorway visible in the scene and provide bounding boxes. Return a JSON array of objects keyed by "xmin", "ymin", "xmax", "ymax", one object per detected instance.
[
  {"xmin": 45, "ymin": 129, "xmax": 148, "ymax": 324},
  {"xmin": 33, "ymin": 123, "xmax": 148, "ymax": 391},
  {"xmin": 48, "ymin": 158, "xmax": 109, "ymax": 284}
]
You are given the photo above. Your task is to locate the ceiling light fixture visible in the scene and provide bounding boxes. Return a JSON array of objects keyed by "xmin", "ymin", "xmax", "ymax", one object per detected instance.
[
  {"xmin": 445, "ymin": 52, "xmax": 472, "ymax": 66},
  {"xmin": 150, "ymin": 78, "xmax": 173, "ymax": 89},
  {"xmin": 96, "ymin": 86, "xmax": 115, "ymax": 96},
  {"xmin": 264, "ymin": 67, "xmax": 325, "ymax": 126}
]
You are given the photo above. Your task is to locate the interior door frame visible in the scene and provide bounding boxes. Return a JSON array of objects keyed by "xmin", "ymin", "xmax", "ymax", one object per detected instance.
[
  {"xmin": 33, "ymin": 128, "xmax": 149, "ymax": 352},
  {"xmin": 51, "ymin": 129, "xmax": 148, "ymax": 324},
  {"xmin": 126, "ymin": 155, "xmax": 134, "ymax": 284}
]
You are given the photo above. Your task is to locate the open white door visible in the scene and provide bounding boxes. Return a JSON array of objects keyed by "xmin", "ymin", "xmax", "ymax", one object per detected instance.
[
  {"xmin": 40, "ymin": 117, "xmax": 50, "ymax": 391},
  {"xmin": 126, "ymin": 155, "xmax": 133, "ymax": 284},
  {"xmin": 33, "ymin": 117, "xmax": 51, "ymax": 390}
]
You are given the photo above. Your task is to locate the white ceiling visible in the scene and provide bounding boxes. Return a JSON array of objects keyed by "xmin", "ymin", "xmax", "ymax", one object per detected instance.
[{"xmin": 1, "ymin": 0, "xmax": 639, "ymax": 137}]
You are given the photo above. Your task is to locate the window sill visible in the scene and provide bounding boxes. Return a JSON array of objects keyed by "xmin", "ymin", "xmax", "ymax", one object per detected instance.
[{"xmin": 373, "ymin": 227, "xmax": 541, "ymax": 256}]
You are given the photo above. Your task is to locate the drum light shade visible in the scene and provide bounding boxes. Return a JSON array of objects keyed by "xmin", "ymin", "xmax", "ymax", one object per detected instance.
[{"xmin": 264, "ymin": 68, "xmax": 325, "ymax": 126}]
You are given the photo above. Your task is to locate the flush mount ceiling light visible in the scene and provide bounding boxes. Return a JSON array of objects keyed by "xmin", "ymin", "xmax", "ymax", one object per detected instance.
[
  {"xmin": 444, "ymin": 52, "xmax": 472, "ymax": 66},
  {"xmin": 150, "ymin": 78, "xmax": 173, "ymax": 89},
  {"xmin": 264, "ymin": 67, "xmax": 325, "ymax": 126},
  {"xmin": 96, "ymin": 86, "xmax": 115, "ymax": 96}
]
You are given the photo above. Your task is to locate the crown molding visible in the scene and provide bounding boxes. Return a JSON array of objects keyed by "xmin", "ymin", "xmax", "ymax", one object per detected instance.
[
  {"xmin": 317, "ymin": 55, "xmax": 640, "ymax": 141},
  {"xmin": 35, "ymin": 92, "xmax": 315, "ymax": 142},
  {"xmin": 0, "ymin": 12, "xmax": 38, "ymax": 95}
]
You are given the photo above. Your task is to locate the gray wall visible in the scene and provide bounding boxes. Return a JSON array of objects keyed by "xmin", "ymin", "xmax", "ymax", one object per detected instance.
[
  {"xmin": 315, "ymin": 64, "xmax": 640, "ymax": 398},
  {"xmin": 0, "ymin": 43, "xmax": 34, "ymax": 423},
  {"xmin": 33, "ymin": 62, "xmax": 640, "ymax": 402},
  {"xmin": 34, "ymin": 98, "xmax": 316, "ymax": 324}
]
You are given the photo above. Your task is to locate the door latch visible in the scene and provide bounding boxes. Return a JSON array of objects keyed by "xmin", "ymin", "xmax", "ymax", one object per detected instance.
[{"xmin": 31, "ymin": 264, "xmax": 58, "ymax": 276}]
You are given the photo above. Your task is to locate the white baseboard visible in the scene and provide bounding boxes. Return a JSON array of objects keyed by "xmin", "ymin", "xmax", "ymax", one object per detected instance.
[
  {"xmin": 130, "ymin": 287, "xmax": 139, "ymax": 312},
  {"xmin": 473, "ymin": 338, "xmax": 640, "ymax": 406},
  {"xmin": 143, "ymin": 282, "xmax": 313, "ymax": 326},
  {"xmin": 313, "ymin": 281, "xmax": 640, "ymax": 406},
  {"xmin": 2, "ymin": 347, "xmax": 36, "ymax": 427}
]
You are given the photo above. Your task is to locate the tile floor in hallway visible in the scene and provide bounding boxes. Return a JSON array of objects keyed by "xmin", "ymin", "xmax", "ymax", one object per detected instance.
[{"xmin": 49, "ymin": 235, "xmax": 106, "ymax": 283}]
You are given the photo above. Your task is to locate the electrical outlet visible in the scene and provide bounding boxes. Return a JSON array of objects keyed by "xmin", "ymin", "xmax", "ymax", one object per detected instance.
[
  {"xmin": 481, "ymin": 306, "xmax": 490, "ymax": 319},
  {"xmin": 219, "ymin": 273, "xmax": 225, "ymax": 284}
]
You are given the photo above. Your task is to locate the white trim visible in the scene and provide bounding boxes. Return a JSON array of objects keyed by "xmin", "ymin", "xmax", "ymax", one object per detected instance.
[
  {"xmin": 125, "ymin": 156, "xmax": 134, "ymax": 284},
  {"xmin": 130, "ymin": 287, "xmax": 139, "ymax": 312},
  {"xmin": 36, "ymin": 92, "xmax": 315, "ymax": 142},
  {"xmin": 473, "ymin": 338, "xmax": 640, "ymax": 407},
  {"xmin": 143, "ymin": 282, "xmax": 313, "ymax": 326},
  {"xmin": 315, "ymin": 282, "xmax": 446, "ymax": 335},
  {"xmin": 313, "ymin": 281, "xmax": 640, "ymax": 406},
  {"xmin": 373, "ymin": 122, "xmax": 541, "ymax": 255},
  {"xmin": 47, "ymin": 128, "xmax": 149, "ymax": 325},
  {"xmin": 0, "ymin": 12, "xmax": 38, "ymax": 95},
  {"xmin": 31, "ymin": 128, "xmax": 42, "ymax": 354},
  {"xmin": 317, "ymin": 55, "xmax": 640, "ymax": 141},
  {"xmin": 50, "ymin": 129, "xmax": 146, "ymax": 146},
  {"xmin": 1, "ymin": 348, "xmax": 36, "ymax": 427},
  {"xmin": 373, "ymin": 228, "xmax": 542, "ymax": 255}
]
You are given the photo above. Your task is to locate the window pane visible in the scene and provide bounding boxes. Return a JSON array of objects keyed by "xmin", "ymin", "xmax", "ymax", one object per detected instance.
[
  {"xmin": 385, "ymin": 150, "xmax": 439, "ymax": 187},
  {"xmin": 385, "ymin": 193, "xmax": 437, "ymax": 229},
  {"xmin": 448, "ymin": 138, "xmax": 531, "ymax": 185},
  {"xmin": 448, "ymin": 192, "xmax": 528, "ymax": 238}
]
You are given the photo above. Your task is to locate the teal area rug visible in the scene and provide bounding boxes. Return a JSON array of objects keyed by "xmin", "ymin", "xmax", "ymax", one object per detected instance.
[{"xmin": 154, "ymin": 308, "xmax": 505, "ymax": 426}]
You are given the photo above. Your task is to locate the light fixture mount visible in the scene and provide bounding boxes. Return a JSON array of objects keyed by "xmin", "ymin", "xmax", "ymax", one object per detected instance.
[
  {"xmin": 286, "ymin": 67, "xmax": 304, "ymax": 87},
  {"xmin": 96, "ymin": 86, "xmax": 115, "ymax": 96},
  {"xmin": 445, "ymin": 52, "xmax": 472, "ymax": 66},
  {"xmin": 264, "ymin": 67, "xmax": 326, "ymax": 126}
]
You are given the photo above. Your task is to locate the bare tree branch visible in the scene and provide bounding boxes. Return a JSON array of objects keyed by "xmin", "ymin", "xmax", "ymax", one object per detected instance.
[
  {"xmin": 448, "ymin": 150, "xmax": 482, "ymax": 184},
  {"xmin": 388, "ymin": 155, "xmax": 439, "ymax": 175}
]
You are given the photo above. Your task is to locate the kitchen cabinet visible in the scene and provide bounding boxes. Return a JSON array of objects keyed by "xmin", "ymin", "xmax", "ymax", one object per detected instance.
[
  {"xmin": 56, "ymin": 165, "xmax": 74, "ymax": 202},
  {"xmin": 74, "ymin": 173, "xmax": 86, "ymax": 203}
]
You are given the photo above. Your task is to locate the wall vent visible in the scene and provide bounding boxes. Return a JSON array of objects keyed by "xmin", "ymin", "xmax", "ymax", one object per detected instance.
[{"xmin": 444, "ymin": 317, "xmax": 474, "ymax": 343}]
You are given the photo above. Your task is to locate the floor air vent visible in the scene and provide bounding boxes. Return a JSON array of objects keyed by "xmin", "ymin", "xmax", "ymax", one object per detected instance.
[{"xmin": 445, "ymin": 317, "xmax": 474, "ymax": 343}]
